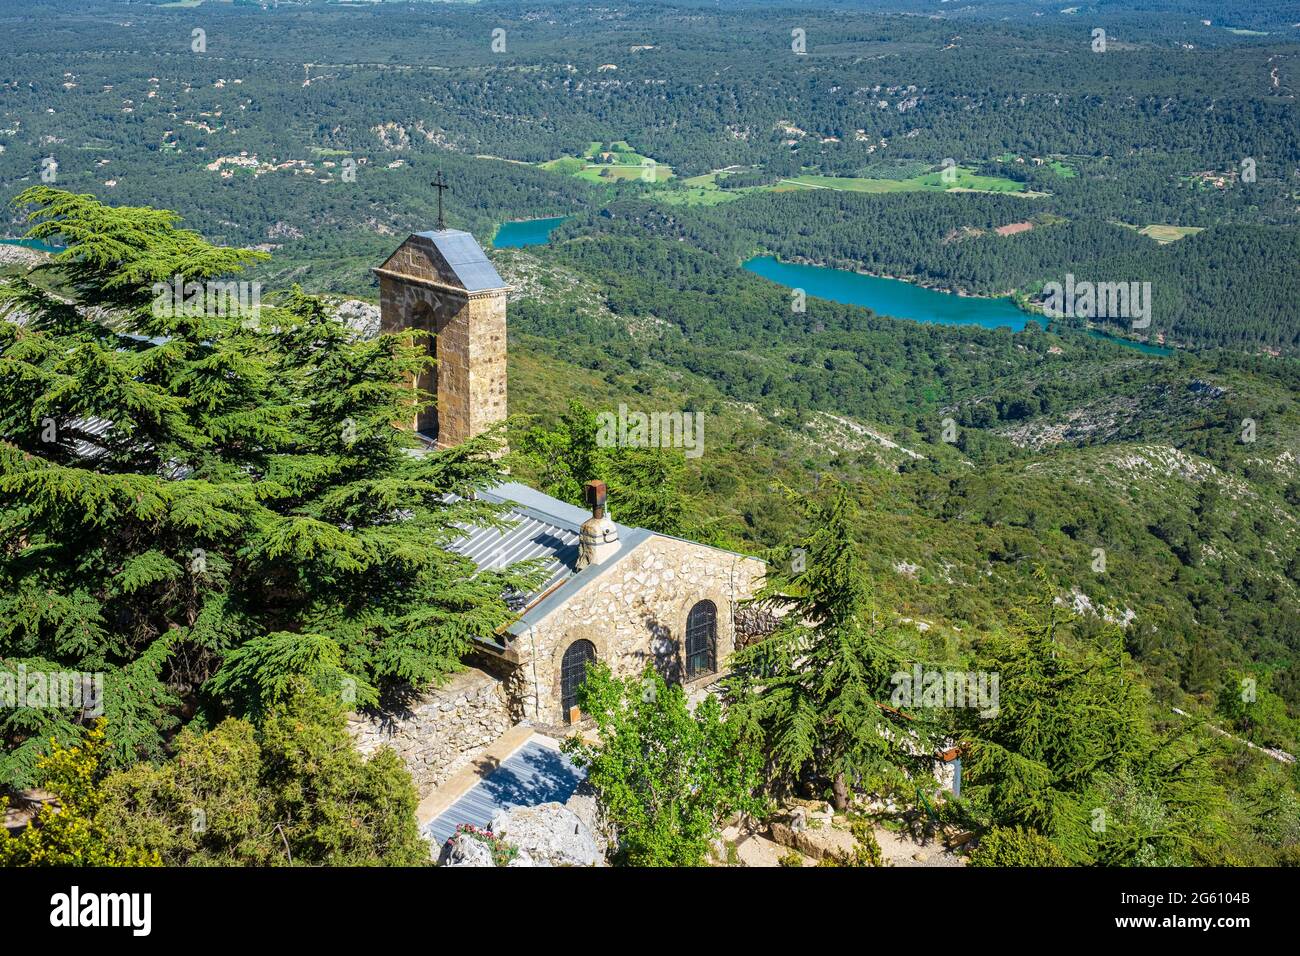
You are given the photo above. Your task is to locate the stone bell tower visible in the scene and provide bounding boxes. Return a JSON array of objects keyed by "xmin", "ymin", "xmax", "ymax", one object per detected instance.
[{"xmin": 372, "ymin": 199, "xmax": 509, "ymax": 447}]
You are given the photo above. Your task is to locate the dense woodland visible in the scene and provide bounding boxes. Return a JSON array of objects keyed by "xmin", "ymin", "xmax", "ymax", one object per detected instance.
[
  {"xmin": 2, "ymin": 0, "xmax": 1298, "ymax": 349},
  {"xmin": 1, "ymin": 0, "xmax": 1298, "ymax": 868},
  {"xmin": 567, "ymin": 197, "xmax": 1300, "ymax": 350},
  {"xmin": 509, "ymin": 234, "xmax": 1300, "ymax": 701}
]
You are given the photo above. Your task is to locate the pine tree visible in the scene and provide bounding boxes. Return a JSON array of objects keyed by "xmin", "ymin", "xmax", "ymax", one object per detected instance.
[
  {"xmin": 513, "ymin": 398, "xmax": 693, "ymax": 534},
  {"xmin": 98, "ymin": 682, "xmax": 428, "ymax": 866},
  {"xmin": 0, "ymin": 720, "xmax": 160, "ymax": 866},
  {"xmin": 0, "ymin": 188, "xmax": 544, "ymax": 785},
  {"xmin": 957, "ymin": 578, "xmax": 1231, "ymax": 864},
  {"xmin": 726, "ymin": 482, "xmax": 932, "ymax": 810}
]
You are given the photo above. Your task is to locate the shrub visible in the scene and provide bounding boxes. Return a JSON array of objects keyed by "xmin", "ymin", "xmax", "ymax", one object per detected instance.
[{"xmin": 969, "ymin": 826, "xmax": 1070, "ymax": 867}]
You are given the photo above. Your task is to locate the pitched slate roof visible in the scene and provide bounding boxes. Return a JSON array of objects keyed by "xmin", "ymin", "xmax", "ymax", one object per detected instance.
[{"xmin": 412, "ymin": 228, "xmax": 507, "ymax": 293}]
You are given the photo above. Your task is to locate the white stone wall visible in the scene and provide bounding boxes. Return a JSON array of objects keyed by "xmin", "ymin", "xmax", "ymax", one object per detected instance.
[
  {"xmin": 516, "ymin": 535, "xmax": 765, "ymax": 725},
  {"xmin": 348, "ymin": 667, "xmax": 513, "ymax": 797}
]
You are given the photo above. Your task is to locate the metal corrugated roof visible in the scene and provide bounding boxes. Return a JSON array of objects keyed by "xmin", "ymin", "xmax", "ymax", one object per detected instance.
[
  {"xmin": 414, "ymin": 229, "xmax": 507, "ymax": 293},
  {"xmin": 69, "ymin": 415, "xmax": 112, "ymax": 461},
  {"xmin": 422, "ymin": 737, "xmax": 586, "ymax": 849},
  {"xmin": 57, "ymin": 414, "xmax": 192, "ymax": 478},
  {"xmin": 447, "ymin": 486, "xmax": 585, "ymax": 613},
  {"xmin": 445, "ymin": 505, "xmax": 580, "ymax": 612}
]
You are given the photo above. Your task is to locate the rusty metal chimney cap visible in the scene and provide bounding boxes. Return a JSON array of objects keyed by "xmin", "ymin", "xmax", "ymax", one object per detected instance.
[{"xmin": 584, "ymin": 480, "xmax": 608, "ymax": 518}]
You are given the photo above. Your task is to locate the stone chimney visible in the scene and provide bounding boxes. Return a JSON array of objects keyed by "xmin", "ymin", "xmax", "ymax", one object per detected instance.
[{"xmin": 577, "ymin": 480, "xmax": 620, "ymax": 568}]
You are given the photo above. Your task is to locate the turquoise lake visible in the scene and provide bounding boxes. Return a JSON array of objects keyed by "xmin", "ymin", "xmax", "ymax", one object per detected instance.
[
  {"xmin": 743, "ymin": 255, "xmax": 1172, "ymax": 354},
  {"xmin": 493, "ymin": 216, "xmax": 569, "ymax": 248},
  {"xmin": 0, "ymin": 237, "xmax": 63, "ymax": 253},
  {"xmin": 1079, "ymin": 328, "xmax": 1173, "ymax": 356},
  {"xmin": 744, "ymin": 255, "xmax": 1032, "ymax": 331}
]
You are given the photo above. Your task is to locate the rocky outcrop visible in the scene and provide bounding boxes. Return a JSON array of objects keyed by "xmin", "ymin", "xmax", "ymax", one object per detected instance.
[
  {"xmin": 331, "ymin": 298, "xmax": 380, "ymax": 338},
  {"xmin": 767, "ymin": 806, "xmax": 858, "ymax": 863},
  {"xmin": 489, "ymin": 803, "xmax": 605, "ymax": 867},
  {"xmin": 438, "ymin": 832, "xmax": 498, "ymax": 867},
  {"xmin": 0, "ymin": 244, "xmax": 47, "ymax": 269},
  {"xmin": 437, "ymin": 804, "xmax": 606, "ymax": 867},
  {"xmin": 563, "ymin": 782, "xmax": 615, "ymax": 857}
]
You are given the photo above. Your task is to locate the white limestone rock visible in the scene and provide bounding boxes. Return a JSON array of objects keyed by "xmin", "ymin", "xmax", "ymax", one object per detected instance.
[
  {"xmin": 564, "ymin": 782, "xmax": 616, "ymax": 857},
  {"xmin": 489, "ymin": 802, "xmax": 605, "ymax": 867},
  {"xmin": 437, "ymin": 832, "xmax": 497, "ymax": 867}
]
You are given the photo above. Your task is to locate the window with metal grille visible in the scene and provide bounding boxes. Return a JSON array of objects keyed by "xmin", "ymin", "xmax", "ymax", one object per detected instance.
[
  {"xmin": 561, "ymin": 640, "xmax": 597, "ymax": 723},
  {"xmin": 685, "ymin": 600, "xmax": 717, "ymax": 680}
]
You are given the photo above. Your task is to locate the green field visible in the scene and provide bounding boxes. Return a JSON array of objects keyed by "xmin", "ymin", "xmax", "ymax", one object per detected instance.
[
  {"xmin": 656, "ymin": 185, "xmax": 745, "ymax": 205},
  {"xmin": 541, "ymin": 140, "xmax": 674, "ymax": 184},
  {"xmin": 631, "ymin": 162, "xmax": 1038, "ymax": 205},
  {"xmin": 540, "ymin": 155, "xmax": 1033, "ymax": 201},
  {"xmin": 1138, "ymin": 224, "xmax": 1205, "ymax": 243},
  {"xmin": 995, "ymin": 153, "xmax": 1076, "ymax": 178},
  {"xmin": 776, "ymin": 166, "xmax": 1035, "ymax": 196},
  {"xmin": 1113, "ymin": 221, "xmax": 1206, "ymax": 244},
  {"xmin": 655, "ymin": 168, "xmax": 755, "ymax": 205}
]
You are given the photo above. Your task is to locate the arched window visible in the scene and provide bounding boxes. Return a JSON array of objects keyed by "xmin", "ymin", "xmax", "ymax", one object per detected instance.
[
  {"xmin": 685, "ymin": 600, "xmax": 717, "ymax": 680},
  {"xmin": 561, "ymin": 640, "xmax": 597, "ymax": 723}
]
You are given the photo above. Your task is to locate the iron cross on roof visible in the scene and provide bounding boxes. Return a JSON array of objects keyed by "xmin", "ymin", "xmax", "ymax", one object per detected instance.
[{"xmin": 430, "ymin": 170, "xmax": 450, "ymax": 230}]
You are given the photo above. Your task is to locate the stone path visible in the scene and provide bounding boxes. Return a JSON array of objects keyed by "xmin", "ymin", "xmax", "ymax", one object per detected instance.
[{"xmin": 875, "ymin": 822, "xmax": 967, "ymax": 867}]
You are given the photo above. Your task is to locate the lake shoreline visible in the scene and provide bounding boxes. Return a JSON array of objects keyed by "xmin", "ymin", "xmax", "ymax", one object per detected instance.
[
  {"xmin": 761, "ymin": 253, "xmax": 1016, "ymax": 301},
  {"xmin": 744, "ymin": 252, "xmax": 1175, "ymax": 353},
  {"xmin": 492, "ymin": 216, "xmax": 570, "ymax": 249},
  {"xmin": 742, "ymin": 253, "xmax": 1032, "ymax": 332}
]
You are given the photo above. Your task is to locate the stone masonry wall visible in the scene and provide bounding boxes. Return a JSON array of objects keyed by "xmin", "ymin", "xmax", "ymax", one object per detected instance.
[
  {"xmin": 375, "ymin": 236, "xmax": 507, "ymax": 447},
  {"xmin": 463, "ymin": 291, "xmax": 508, "ymax": 441},
  {"xmin": 349, "ymin": 667, "xmax": 514, "ymax": 798},
  {"xmin": 519, "ymin": 536, "xmax": 766, "ymax": 725}
]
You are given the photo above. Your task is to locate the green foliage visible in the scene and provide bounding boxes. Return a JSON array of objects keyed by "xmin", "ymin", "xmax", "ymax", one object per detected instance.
[
  {"xmin": 0, "ymin": 189, "xmax": 543, "ymax": 785},
  {"xmin": 957, "ymin": 582, "xmax": 1234, "ymax": 865},
  {"xmin": 1216, "ymin": 671, "xmax": 1294, "ymax": 750},
  {"xmin": 969, "ymin": 826, "xmax": 1069, "ymax": 867},
  {"xmin": 958, "ymin": 590, "xmax": 1144, "ymax": 851},
  {"xmin": 727, "ymin": 483, "xmax": 934, "ymax": 808},
  {"xmin": 0, "ymin": 720, "xmax": 160, "ymax": 867},
  {"xmin": 603, "ymin": 190, "xmax": 1300, "ymax": 351},
  {"xmin": 451, "ymin": 823, "xmax": 519, "ymax": 867},
  {"xmin": 848, "ymin": 816, "xmax": 884, "ymax": 867},
  {"xmin": 513, "ymin": 399, "xmax": 692, "ymax": 535},
  {"xmin": 562, "ymin": 663, "xmax": 763, "ymax": 867},
  {"xmin": 207, "ymin": 631, "xmax": 377, "ymax": 722},
  {"xmin": 4, "ymin": 3, "xmax": 1300, "ymax": 866},
  {"xmin": 99, "ymin": 683, "xmax": 428, "ymax": 866}
]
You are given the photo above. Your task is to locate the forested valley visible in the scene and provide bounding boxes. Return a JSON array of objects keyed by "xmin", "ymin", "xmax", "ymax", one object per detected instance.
[{"xmin": 1, "ymin": 0, "xmax": 1298, "ymax": 872}]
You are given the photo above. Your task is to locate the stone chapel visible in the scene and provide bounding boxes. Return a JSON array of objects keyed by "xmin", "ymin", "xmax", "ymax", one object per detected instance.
[{"xmin": 353, "ymin": 220, "xmax": 766, "ymax": 799}]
